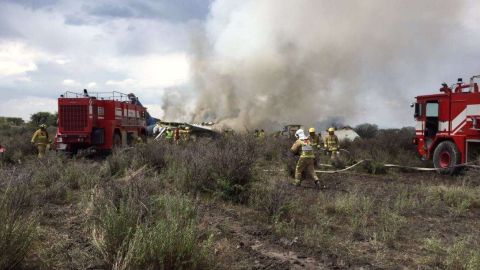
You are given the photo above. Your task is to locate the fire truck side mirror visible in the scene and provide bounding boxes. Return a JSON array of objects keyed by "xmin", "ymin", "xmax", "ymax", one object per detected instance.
[{"xmin": 413, "ymin": 103, "xmax": 422, "ymax": 118}]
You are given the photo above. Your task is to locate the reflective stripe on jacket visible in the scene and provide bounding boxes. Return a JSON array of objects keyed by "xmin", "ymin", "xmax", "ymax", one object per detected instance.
[{"xmin": 300, "ymin": 140, "xmax": 315, "ymax": 158}]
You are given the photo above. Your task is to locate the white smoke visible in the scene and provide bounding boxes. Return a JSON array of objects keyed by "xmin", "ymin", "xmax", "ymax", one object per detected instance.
[{"xmin": 178, "ymin": 0, "xmax": 478, "ymax": 130}]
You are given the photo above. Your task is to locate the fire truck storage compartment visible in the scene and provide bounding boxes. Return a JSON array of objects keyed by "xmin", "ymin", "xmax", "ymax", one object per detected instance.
[
  {"xmin": 91, "ymin": 128, "xmax": 104, "ymax": 145},
  {"xmin": 425, "ymin": 102, "xmax": 439, "ymax": 137},
  {"xmin": 466, "ymin": 140, "xmax": 480, "ymax": 162}
]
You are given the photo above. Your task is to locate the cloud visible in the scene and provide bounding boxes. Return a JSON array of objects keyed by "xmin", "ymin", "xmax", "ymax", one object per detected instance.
[
  {"xmin": 0, "ymin": 41, "xmax": 43, "ymax": 77},
  {"xmin": 87, "ymin": 81, "xmax": 97, "ymax": 88},
  {"xmin": 1, "ymin": 0, "xmax": 479, "ymax": 129},
  {"xmin": 2, "ymin": 0, "xmax": 59, "ymax": 10},
  {"xmin": 105, "ymin": 78, "xmax": 137, "ymax": 86},
  {"xmin": 61, "ymin": 79, "xmax": 78, "ymax": 86},
  {"xmin": 0, "ymin": 96, "xmax": 57, "ymax": 120},
  {"xmin": 84, "ymin": 0, "xmax": 212, "ymax": 23}
]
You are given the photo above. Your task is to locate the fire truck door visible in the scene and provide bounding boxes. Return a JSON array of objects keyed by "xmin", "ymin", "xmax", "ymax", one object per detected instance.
[{"xmin": 425, "ymin": 102, "xmax": 439, "ymax": 139}]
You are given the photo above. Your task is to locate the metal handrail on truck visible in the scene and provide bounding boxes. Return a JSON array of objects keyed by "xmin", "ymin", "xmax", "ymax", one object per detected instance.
[{"xmin": 62, "ymin": 91, "xmax": 131, "ymax": 101}]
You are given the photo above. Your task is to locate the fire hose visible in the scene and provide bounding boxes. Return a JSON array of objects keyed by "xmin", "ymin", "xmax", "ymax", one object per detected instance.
[
  {"xmin": 263, "ymin": 149, "xmax": 480, "ymax": 174},
  {"xmin": 314, "ymin": 160, "xmax": 480, "ymax": 174}
]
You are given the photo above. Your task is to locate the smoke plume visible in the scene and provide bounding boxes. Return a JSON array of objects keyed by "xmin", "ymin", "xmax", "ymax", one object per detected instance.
[{"xmin": 181, "ymin": 0, "xmax": 472, "ymax": 130}]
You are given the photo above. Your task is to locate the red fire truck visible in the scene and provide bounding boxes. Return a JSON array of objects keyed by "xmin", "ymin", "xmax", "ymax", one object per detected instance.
[
  {"xmin": 55, "ymin": 90, "xmax": 148, "ymax": 154},
  {"xmin": 413, "ymin": 75, "xmax": 480, "ymax": 174}
]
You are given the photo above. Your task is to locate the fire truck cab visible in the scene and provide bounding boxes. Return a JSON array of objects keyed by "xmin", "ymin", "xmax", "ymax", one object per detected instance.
[
  {"xmin": 413, "ymin": 75, "xmax": 480, "ymax": 174},
  {"xmin": 55, "ymin": 91, "xmax": 148, "ymax": 154}
]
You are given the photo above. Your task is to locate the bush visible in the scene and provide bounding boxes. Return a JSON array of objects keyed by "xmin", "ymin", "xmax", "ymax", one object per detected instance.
[
  {"xmin": 118, "ymin": 195, "xmax": 212, "ymax": 270},
  {"xmin": 0, "ymin": 125, "xmax": 37, "ymax": 164},
  {"xmin": 376, "ymin": 209, "xmax": 406, "ymax": 245},
  {"xmin": 343, "ymin": 127, "xmax": 424, "ymax": 172},
  {"xmin": 250, "ymin": 179, "xmax": 292, "ymax": 221},
  {"xmin": 426, "ymin": 185, "xmax": 478, "ymax": 216},
  {"xmin": 90, "ymin": 183, "xmax": 212, "ymax": 270},
  {"xmin": 0, "ymin": 174, "xmax": 38, "ymax": 269},
  {"xmin": 90, "ymin": 183, "xmax": 146, "ymax": 266},
  {"xmin": 167, "ymin": 135, "xmax": 258, "ymax": 203},
  {"xmin": 354, "ymin": 123, "xmax": 378, "ymax": 139}
]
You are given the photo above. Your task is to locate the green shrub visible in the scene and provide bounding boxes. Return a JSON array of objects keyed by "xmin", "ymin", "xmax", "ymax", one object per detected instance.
[
  {"xmin": 91, "ymin": 186, "xmax": 145, "ymax": 265},
  {"xmin": 0, "ymin": 125, "xmax": 37, "ymax": 164},
  {"xmin": 426, "ymin": 185, "xmax": 478, "ymax": 216},
  {"xmin": 334, "ymin": 193, "xmax": 373, "ymax": 239},
  {"xmin": 90, "ymin": 183, "xmax": 212, "ymax": 269},
  {"xmin": 445, "ymin": 239, "xmax": 479, "ymax": 269},
  {"xmin": 0, "ymin": 178, "xmax": 38, "ymax": 269},
  {"xmin": 169, "ymin": 135, "xmax": 257, "ymax": 203},
  {"xmin": 376, "ymin": 209, "xmax": 406, "ymax": 245},
  {"xmin": 250, "ymin": 179, "xmax": 292, "ymax": 221},
  {"xmin": 117, "ymin": 195, "xmax": 212, "ymax": 270}
]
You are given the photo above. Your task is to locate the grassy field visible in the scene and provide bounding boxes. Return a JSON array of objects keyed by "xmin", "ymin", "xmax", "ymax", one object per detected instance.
[{"xmin": 1, "ymin": 125, "xmax": 480, "ymax": 269}]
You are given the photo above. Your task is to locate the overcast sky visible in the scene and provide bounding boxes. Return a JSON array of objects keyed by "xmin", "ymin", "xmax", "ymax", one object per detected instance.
[
  {"xmin": 0, "ymin": 0, "xmax": 210, "ymax": 120},
  {"xmin": 0, "ymin": 0, "xmax": 480, "ymax": 128}
]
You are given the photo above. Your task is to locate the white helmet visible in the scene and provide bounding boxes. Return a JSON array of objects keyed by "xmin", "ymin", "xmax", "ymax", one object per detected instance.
[{"xmin": 295, "ymin": 129, "xmax": 307, "ymax": 140}]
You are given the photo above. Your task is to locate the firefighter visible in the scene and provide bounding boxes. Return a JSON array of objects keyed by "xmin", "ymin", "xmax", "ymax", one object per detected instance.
[
  {"xmin": 184, "ymin": 126, "xmax": 191, "ymax": 142},
  {"xmin": 254, "ymin": 129, "xmax": 259, "ymax": 138},
  {"xmin": 259, "ymin": 129, "xmax": 266, "ymax": 139},
  {"xmin": 324, "ymin": 127, "xmax": 340, "ymax": 161},
  {"xmin": 165, "ymin": 128, "xmax": 174, "ymax": 143},
  {"xmin": 31, "ymin": 124, "xmax": 50, "ymax": 158},
  {"xmin": 174, "ymin": 127, "xmax": 181, "ymax": 145},
  {"xmin": 290, "ymin": 129, "xmax": 320, "ymax": 186},
  {"xmin": 134, "ymin": 134, "xmax": 144, "ymax": 145},
  {"xmin": 309, "ymin": 128, "xmax": 321, "ymax": 149},
  {"xmin": 180, "ymin": 126, "xmax": 191, "ymax": 142},
  {"xmin": 309, "ymin": 127, "xmax": 321, "ymax": 167}
]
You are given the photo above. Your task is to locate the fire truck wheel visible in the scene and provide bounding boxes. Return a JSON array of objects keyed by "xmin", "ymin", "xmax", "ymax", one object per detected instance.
[{"xmin": 433, "ymin": 141, "xmax": 461, "ymax": 175}]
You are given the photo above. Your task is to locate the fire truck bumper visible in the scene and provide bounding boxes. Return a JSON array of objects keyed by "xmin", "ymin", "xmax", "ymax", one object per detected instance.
[{"xmin": 57, "ymin": 143, "xmax": 68, "ymax": 150}]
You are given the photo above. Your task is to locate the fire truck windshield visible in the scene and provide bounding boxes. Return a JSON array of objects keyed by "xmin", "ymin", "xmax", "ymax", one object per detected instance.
[{"xmin": 426, "ymin": 103, "xmax": 439, "ymax": 117}]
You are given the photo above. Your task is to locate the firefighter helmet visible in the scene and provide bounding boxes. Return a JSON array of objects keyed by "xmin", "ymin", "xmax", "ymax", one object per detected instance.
[
  {"xmin": 328, "ymin": 127, "xmax": 335, "ymax": 132},
  {"xmin": 309, "ymin": 127, "xmax": 315, "ymax": 133},
  {"xmin": 295, "ymin": 129, "xmax": 306, "ymax": 140}
]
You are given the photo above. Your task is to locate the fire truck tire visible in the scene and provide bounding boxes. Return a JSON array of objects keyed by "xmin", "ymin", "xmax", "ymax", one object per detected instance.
[{"xmin": 433, "ymin": 141, "xmax": 461, "ymax": 175}]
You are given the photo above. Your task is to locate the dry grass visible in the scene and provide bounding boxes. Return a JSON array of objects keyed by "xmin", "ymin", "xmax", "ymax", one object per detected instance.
[{"xmin": 0, "ymin": 123, "xmax": 480, "ymax": 269}]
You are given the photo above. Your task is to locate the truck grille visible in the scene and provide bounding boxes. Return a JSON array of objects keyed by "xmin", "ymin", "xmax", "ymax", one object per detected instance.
[{"xmin": 60, "ymin": 105, "xmax": 88, "ymax": 131}]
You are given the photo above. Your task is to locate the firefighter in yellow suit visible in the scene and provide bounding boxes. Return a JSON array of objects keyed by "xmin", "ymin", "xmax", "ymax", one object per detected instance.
[
  {"xmin": 31, "ymin": 124, "xmax": 50, "ymax": 158},
  {"xmin": 290, "ymin": 129, "xmax": 320, "ymax": 186},
  {"xmin": 309, "ymin": 127, "xmax": 321, "ymax": 166},
  {"xmin": 324, "ymin": 127, "xmax": 340, "ymax": 161}
]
